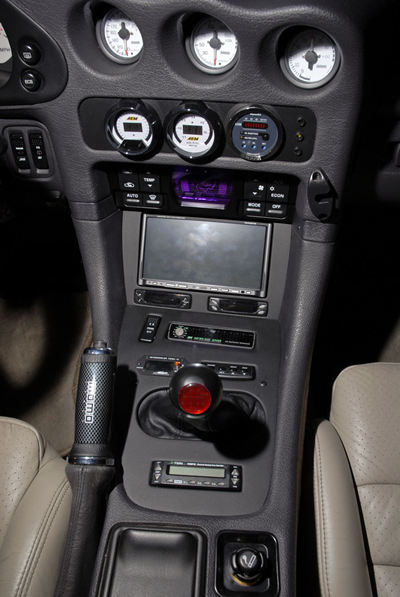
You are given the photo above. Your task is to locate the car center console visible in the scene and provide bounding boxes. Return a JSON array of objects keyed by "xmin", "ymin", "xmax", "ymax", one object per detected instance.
[
  {"xmin": 99, "ymin": 154, "xmax": 289, "ymax": 594},
  {"xmin": 0, "ymin": 0, "xmax": 381, "ymax": 594}
]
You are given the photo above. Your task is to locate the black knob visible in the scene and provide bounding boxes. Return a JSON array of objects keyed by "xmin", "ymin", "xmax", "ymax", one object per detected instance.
[
  {"xmin": 169, "ymin": 363, "xmax": 222, "ymax": 425},
  {"xmin": 231, "ymin": 547, "xmax": 265, "ymax": 585}
]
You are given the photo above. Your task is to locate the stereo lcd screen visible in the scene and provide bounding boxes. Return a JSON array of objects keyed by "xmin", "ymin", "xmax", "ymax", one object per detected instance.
[{"xmin": 139, "ymin": 216, "xmax": 271, "ymax": 296}]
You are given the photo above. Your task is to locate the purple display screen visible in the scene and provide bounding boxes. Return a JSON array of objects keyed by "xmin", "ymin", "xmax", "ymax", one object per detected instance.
[{"xmin": 173, "ymin": 170, "xmax": 233, "ymax": 206}]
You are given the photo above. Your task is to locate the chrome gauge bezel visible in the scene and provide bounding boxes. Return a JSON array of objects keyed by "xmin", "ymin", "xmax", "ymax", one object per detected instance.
[
  {"xmin": 280, "ymin": 27, "xmax": 340, "ymax": 89},
  {"xmin": 186, "ymin": 16, "xmax": 239, "ymax": 75},
  {"xmin": 96, "ymin": 8, "xmax": 143, "ymax": 65},
  {"xmin": 105, "ymin": 100, "xmax": 163, "ymax": 159}
]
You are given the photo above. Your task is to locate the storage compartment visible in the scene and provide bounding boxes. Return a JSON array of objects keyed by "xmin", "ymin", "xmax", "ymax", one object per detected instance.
[{"xmin": 97, "ymin": 525, "xmax": 206, "ymax": 596}]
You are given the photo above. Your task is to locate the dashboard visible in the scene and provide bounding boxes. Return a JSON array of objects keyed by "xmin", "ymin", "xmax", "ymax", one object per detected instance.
[{"xmin": 0, "ymin": 0, "xmax": 397, "ymax": 596}]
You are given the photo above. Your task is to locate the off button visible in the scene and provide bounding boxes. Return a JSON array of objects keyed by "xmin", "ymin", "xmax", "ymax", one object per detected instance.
[{"xmin": 21, "ymin": 70, "xmax": 41, "ymax": 92}]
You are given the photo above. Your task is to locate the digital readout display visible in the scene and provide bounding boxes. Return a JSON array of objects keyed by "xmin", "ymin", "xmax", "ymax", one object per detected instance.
[
  {"xmin": 183, "ymin": 125, "xmax": 203, "ymax": 135},
  {"xmin": 168, "ymin": 465, "xmax": 225, "ymax": 478},
  {"xmin": 242, "ymin": 121, "xmax": 267, "ymax": 129},
  {"xmin": 123, "ymin": 122, "xmax": 143, "ymax": 132}
]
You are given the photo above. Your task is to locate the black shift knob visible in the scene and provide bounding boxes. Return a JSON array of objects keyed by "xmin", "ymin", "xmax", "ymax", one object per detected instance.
[{"xmin": 169, "ymin": 363, "xmax": 222, "ymax": 425}]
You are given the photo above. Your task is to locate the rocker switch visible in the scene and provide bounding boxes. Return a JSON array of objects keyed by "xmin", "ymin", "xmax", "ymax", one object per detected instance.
[{"xmin": 139, "ymin": 315, "xmax": 161, "ymax": 343}]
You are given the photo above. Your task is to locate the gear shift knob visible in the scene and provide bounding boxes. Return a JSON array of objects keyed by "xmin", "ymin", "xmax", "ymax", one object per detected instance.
[{"xmin": 169, "ymin": 363, "xmax": 222, "ymax": 428}]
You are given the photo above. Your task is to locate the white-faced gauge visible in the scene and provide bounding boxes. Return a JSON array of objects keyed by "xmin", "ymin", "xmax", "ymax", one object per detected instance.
[
  {"xmin": 106, "ymin": 100, "xmax": 162, "ymax": 159},
  {"xmin": 186, "ymin": 17, "xmax": 239, "ymax": 74},
  {"xmin": 165, "ymin": 102, "xmax": 224, "ymax": 163},
  {"xmin": 96, "ymin": 8, "xmax": 143, "ymax": 64},
  {"xmin": 282, "ymin": 28, "xmax": 340, "ymax": 88}
]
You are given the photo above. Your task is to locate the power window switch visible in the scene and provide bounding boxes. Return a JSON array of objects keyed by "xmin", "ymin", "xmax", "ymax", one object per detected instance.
[{"xmin": 139, "ymin": 315, "xmax": 161, "ymax": 343}]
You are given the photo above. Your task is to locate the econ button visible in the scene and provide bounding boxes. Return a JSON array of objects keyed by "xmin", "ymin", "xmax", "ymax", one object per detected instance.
[{"xmin": 21, "ymin": 70, "xmax": 42, "ymax": 92}]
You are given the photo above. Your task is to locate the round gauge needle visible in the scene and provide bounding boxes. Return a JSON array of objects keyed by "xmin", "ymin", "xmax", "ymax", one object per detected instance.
[
  {"xmin": 118, "ymin": 21, "xmax": 131, "ymax": 55},
  {"xmin": 208, "ymin": 30, "xmax": 223, "ymax": 65}
]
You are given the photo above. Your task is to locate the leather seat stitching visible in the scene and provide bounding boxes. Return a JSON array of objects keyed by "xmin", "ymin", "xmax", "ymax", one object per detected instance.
[
  {"xmin": 357, "ymin": 482, "xmax": 400, "ymax": 488},
  {"xmin": 22, "ymin": 481, "xmax": 70, "ymax": 597},
  {"xmin": 16, "ymin": 477, "xmax": 69, "ymax": 597},
  {"xmin": 316, "ymin": 431, "xmax": 332, "ymax": 597}
]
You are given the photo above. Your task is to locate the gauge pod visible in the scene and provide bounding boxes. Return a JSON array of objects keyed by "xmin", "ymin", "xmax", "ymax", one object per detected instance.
[
  {"xmin": 105, "ymin": 100, "xmax": 162, "ymax": 160},
  {"xmin": 186, "ymin": 16, "xmax": 239, "ymax": 75},
  {"xmin": 228, "ymin": 105, "xmax": 283, "ymax": 162},
  {"xmin": 281, "ymin": 28, "xmax": 340, "ymax": 89},
  {"xmin": 96, "ymin": 8, "xmax": 143, "ymax": 64},
  {"xmin": 165, "ymin": 102, "xmax": 224, "ymax": 163}
]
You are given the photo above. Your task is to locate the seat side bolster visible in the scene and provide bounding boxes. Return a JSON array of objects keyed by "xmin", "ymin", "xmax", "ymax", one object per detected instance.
[
  {"xmin": 314, "ymin": 420, "xmax": 373, "ymax": 597},
  {"xmin": 0, "ymin": 449, "xmax": 72, "ymax": 597}
]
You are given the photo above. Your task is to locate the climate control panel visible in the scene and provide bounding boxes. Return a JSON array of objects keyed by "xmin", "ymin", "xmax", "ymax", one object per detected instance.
[{"xmin": 109, "ymin": 163, "xmax": 297, "ymax": 223}]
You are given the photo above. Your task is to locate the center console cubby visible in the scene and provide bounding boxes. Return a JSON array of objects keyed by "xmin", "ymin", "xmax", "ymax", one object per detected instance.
[{"xmin": 97, "ymin": 525, "xmax": 206, "ymax": 597}]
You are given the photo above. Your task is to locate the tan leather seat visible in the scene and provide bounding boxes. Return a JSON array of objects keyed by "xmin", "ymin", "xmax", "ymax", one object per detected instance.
[
  {"xmin": 313, "ymin": 363, "xmax": 400, "ymax": 597},
  {"xmin": 0, "ymin": 417, "xmax": 71, "ymax": 597}
]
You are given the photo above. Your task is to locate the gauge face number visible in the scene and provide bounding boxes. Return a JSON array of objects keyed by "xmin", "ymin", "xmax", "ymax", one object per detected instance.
[
  {"xmin": 285, "ymin": 29, "xmax": 339, "ymax": 86},
  {"xmin": 173, "ymin": 115, "xmax": 214, "ymax": 156},
  {"xmin": 190, "ymin": 18, "xmax": 238, "ymax": 73},
  {"xmin": 99, "ymin": 9, "xmax": 143, "ymax": 63},
  {"xmin": 112, "ymin": 112, "xmax": 152, "ymax": 147}
]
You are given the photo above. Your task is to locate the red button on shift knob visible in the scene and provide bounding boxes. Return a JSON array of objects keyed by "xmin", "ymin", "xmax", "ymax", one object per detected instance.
[
  {"xmin": 178, "ymin": 383, "xmax": 212, "ymax": 415},
  {"xmin": 169, "ymin": 363, "xmax": 222, "ymax": 420}
]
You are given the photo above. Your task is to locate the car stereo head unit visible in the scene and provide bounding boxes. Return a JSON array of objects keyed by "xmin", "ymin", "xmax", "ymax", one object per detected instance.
[{"xmin": 138, "ymin": 215, "xmax": 271, "ymax": 297}]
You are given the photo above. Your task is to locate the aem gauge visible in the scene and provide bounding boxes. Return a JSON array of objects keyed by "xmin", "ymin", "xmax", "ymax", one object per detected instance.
[
  {"xmin": 165, "ymin": 102, "xmax": 224, "ymax": 163},
  {"xmin": 229, "ymin": 106, "xmax": 283, "ymax": 162},
  {"xmin": 106, "ymin": 100, "xmax": 162, "ymax": 159},
  {"xmin": 281, "ymin": 28, "xmax": 340, "ymax": 88},
  {"xmin": 186, "ymin": 17, "xmax": 239, "ymax": 74},
  {"xmin": 96, "ymin": 8, "xmax": 143, "ymax": 64}
]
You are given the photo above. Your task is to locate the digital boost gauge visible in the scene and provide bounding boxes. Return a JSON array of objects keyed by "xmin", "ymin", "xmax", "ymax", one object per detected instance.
[
  {"xmin": 165, "ymin": 102, "xmax": 224, "ymax": 163},
  {"xmin": 229, "ymin": 106, "xmax": 283, "ymax": 162},
  {"xmin": 106, "ymin": 100, "xmax": 162, "ymax": 159}
]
